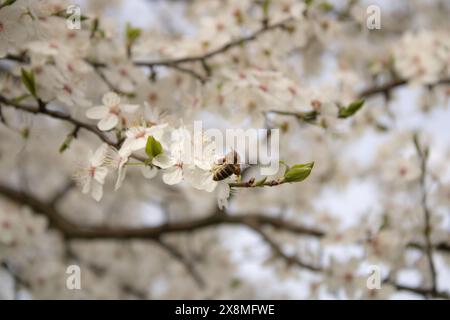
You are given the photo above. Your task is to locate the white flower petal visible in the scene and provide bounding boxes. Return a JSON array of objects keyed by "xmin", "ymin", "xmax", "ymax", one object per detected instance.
[
  {"xmin": 82, "ymin": 177, "xmax": 91, "ymax": 194},
  {"xmin": 203, "ymin": 175, "xmax": 218, "ymax": 192},
  {"xmin": 98, "ymin": 114, "xmax": 119, "ymax": 131},
  {"xmin": 152, "ymin": 154, "xmax": 176, "ymax": 169},
  {"xmin": 91, "ymin": 144, "xmax": 109, "ymax": 167},
  {"xmin": 162, "ymin": 167, "xmax": 183, "ymax": 185},
  {"xmin": 94, "ymin": 166, "xmax": 108, "ymax": 184},
  {"xmin": 91, "ymin": 182, "xmax": 103, "ymax": 201},
  {"xmin": 102, "ymin": 92, "xmax": 120, "ymax": 107},
  {"xmin": 217, "ymin": 183, "xmax": 230, "ymax": 209},
  {"xmin": 121, "ymin": 104, "xmax": 140, "ymax": 113},
  {"xmin": 86, "ymin": 106, "xmax": 109, "ymax": 119},
  {"xmin": 115, "ymin": 166, "xmax": 127, "ymax": 191},
  {"xmin": 141, "ymin": 166, "xmax": 158, "ymax": 179}
]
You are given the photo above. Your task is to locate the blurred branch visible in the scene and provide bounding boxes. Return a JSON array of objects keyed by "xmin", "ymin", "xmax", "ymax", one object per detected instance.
[
  {"xmin": 386, "ymin": 280, "xmax": 449, "ymax": 300},
  {"xmin": 358, "ymin": 78, "xmax": 450, "ymax": 99},
  {"xmin": 135, "ymin": 17, "xmax": 293, "ymax": 66},
  {"xmin": 0, "ymin": 182, "xmax": 449, "ymax": 298},
  {"xmin": 0, "ymin": 94, "xmax": 117, "ymax": 146},
  {"xmin": 414, "ymin": 133, "xmax": 438, "ymax": 296},
  {"xmin": 246, "ymin": 223, "xmax": 321, "ymax": 272},
  {"xmin": 87, "ymin": 17, "xmax": 294, "ymax": 81},
  {"xmin": 49, "ymin": 180, "xmax": 76, "ymax": 207},
  {"xmin": 155, "ymin": 237, "xmax": 205, "ymax": 288},
  {"xmin": 1, "ymin": 260, "xmax": 32, "ymax": 298}
]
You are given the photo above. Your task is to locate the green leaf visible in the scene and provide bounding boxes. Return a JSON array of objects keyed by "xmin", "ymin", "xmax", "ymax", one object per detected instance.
[
  {"xmin": 261, "ymin": 0, "xmax": 271, "ymax": 16},
  {"xmin": 229, "ymin": 278, "xmax": 242, "ymax": 289},
  {"xmin": 12, "ymin": 94, "xmax": 31, "ymax": 103},
  {"xmin": 21, "ymin": 68, "xmax": 36, "ymax": 97},
  {"xmin": 21, "ymin": 127, "xmax": 29, "ymax": 139},
  {"xmin": 255, "ymin": 177, "xmax": 267, "ymax": 187},
  {"xmin": 338, "ymin": 100, "xmax": 365, "ymax": 118},
  {"xmin": 59, "ymin": 135, "xmax": 74, "ymax": 154},
  {"xmin": 319, "ymin": 1, "xmax": 334, "ymax": 12},
  {"xmin": 279, "ymin": 160, "xmax": 290, "ymax": 175},
  {"xmin": 0, "ymin": 0, "xmax": 16, "ymax": 9},
  {"xmin": 284, "ymin": 162, "xmax": 314, "ymax": 183},
  {"xmin": 126, "ymin": 23, "xmax": 141, "ymax": 43},
  {"xmin": 145, "ymin": 136, "xmax": 163, "ymax": 160}
]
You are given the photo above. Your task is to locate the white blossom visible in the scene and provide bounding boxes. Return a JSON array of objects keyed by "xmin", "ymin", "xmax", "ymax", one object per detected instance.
[{"xmin": 86, "ymin": 92, "xmax": 140, "ymax": 131}]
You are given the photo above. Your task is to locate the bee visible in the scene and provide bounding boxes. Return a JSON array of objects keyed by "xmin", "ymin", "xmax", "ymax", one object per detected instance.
[{"xmin": 212, "ymin": 150, "xmax": 241, "ymax": 181}]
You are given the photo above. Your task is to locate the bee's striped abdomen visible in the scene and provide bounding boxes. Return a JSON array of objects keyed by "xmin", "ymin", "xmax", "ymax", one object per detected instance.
[{"xmin": 213, "ymin": 164, "xmax": 236, "ymax": 181}]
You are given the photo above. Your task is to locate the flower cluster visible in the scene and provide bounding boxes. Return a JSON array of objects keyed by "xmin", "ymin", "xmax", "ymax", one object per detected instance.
[
  {"xmin": 76, "ymin": 92, "xmax": 237, "ymax": 208},
  {"xmin": 393, "ymin": 30, "xmax": 450, "ymax": 84}
]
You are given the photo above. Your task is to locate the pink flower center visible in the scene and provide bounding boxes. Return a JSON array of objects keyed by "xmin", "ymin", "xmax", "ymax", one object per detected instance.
[
  {"xmin": 109, "ymin": 105, "xmax": 121, "ymax": 115},
  {"xmin": 89, "ymin": 166, "xmax": 96, "ymax": 177},
  {"xmin": 259, "ymin": 84, "xmax": 268, "ymax": 92},
  {"xmin": 135, "ymin": 131, "xmax": 146, "ymax": 139},
  {"xmin": 311, "ymin": 99, "xmax": 322, "ymax": 110},
  {"xmin": 344, "ymin": 272, "xmax": 354, "ymax": 283},
  {"xmin": 399, "ymin": 167, "xmax": 408, "ymax": 176},
  {"xmin": 148, "ymin": 92, "xmax": 158, "ymax": 103},
  {"xmin": 216, "ymin": 22, "xmax": 224, "ymax": 31},
  {"xmin": 63, "ymin": 84, "xmax": 73, "ymax": 94},
  {"xmin": 2, "ymin": 220, "xmax": 10, "ymax": 229},
  {"xmin": 288, "ymin": 86, "xmax": 297, "ymax": 96}
]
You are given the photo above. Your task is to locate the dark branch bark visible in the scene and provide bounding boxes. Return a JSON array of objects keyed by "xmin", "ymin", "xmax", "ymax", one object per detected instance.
[
  {"xmin": 133, "ymin": 17, "xmax": 294, "ymax": 69},
  {"xmin": 414, "ymin": 134, "xmax": 438, "ymax": 295},
  {"xmin": 0, "ymin": 182, "xmax": 449, "ymax": 299},
  {"xmin": 358, "ymin": 78, "xmax": 450, "ymax": 99},
  {"xmin": 0, "ymin": 94, "xmax": 116, "ymax": 146}
]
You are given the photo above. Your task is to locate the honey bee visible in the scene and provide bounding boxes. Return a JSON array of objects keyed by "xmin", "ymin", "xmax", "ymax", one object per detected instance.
[{"xmin": 212, "ymin": 150, "xmax": 241, "ymax": 181}]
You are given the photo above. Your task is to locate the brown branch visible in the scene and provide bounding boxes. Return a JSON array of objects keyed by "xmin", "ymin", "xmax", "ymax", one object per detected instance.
[
  {"xmin": 246, "ymin": 223, "xmax": 321, "ymax": 272},
  {"xmin": 358, "ymin": 78, "xmax": 450, "ymax": 99},
  {"xmin": 0, "ymin": 182, "xmax": 324, "ymax": 240},
  {"xmin": 0, "ymin": 94, "xmax": 116, "ymax": 146},
  {"xmin": 385, "ymin": 280, "xmax": 450, "ymax": 300},
  {"xmin": 90, "ymin": 63, "xmax": 135, "ymax": 97},
  {"xmin": 154, "ymin": 237, "xmax": 205, "ymax": 288},
  {"xmin": 49, "ymin": 180, "xmax": 76, "ymax": 206},
  {"xmin": 414, "ymin": 134, "xmax": 438, "ymax": 296},
  {"xmin": 0, "ymin": 182, "xmax": 449, "ymax": 299},
  {"xmin": 133, "ymin": 17, "xmax": 293, "ymax": 70}
]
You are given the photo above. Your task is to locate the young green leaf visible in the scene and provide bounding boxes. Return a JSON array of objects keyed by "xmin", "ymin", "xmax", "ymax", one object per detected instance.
[
  {"xmin": 261, "ymin": 0, "xmax": 271, "ymax": 16},
  {"xmin": 145, "ymin": 136, "xmax": 163, "ymax": 160},
  {"xmin": 283, "ymin": 162, "xmax": 314, "ymax": 183},
  {"xmin": 21, "ymin": 68, "xmax": 37, "ymax": 97},
  {"xmin": 255, "ymin": 177, "xmax": 268, "ymax": 187},
  {"xmin": 126, "ymin": 23, "xmax": 142, "ymax": 43},
  {"xmin": 338, "ymin": 100, "xmax": 365, "ymax": 118},
  {"xmin": 319, "ymin": 1, "xmax": 334, "ymax": 12}
]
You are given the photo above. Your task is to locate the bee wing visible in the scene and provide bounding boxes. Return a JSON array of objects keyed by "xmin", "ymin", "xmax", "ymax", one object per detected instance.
[{"xmin": 225, "ymin": 150, "xmax": 240, "ymax": 164}]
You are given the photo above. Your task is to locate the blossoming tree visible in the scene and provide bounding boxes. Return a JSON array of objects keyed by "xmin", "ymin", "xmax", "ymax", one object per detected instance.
[{"xmin": 0, "ymin": 0, "xmax": 449, "ymax": 299}]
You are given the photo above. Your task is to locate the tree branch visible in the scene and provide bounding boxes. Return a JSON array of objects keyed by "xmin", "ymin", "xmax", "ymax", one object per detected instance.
[
  {"xmin": 358, "ymin": 78, "xmax": 450, "ymax": 99},
  {"xmin": 0, "ymin": 94, "xmax": 116, "ymax": 146},
  {"xmin": 133, "ymin": 17, "xmax": 294, "ymax": 70},
  {"xmin": 414, "ymin": 134, "xmax": 438, "ymax": 296},
  {"xmin": 0, "ymin": 182, "xmax": 449, "ymax": 299}
]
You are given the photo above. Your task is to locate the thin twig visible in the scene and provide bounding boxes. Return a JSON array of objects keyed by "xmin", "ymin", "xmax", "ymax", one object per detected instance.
[
  {"xmin": 414, "ymin": 133, "xmax": 438, "ymax": 296},
  {"xmin": 0, "ymin": 94, "xmax": 116, "ymax": 146},
  {"xmin": 154, "ymin": 237, "xmax": 206, "ymax": 288}
]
